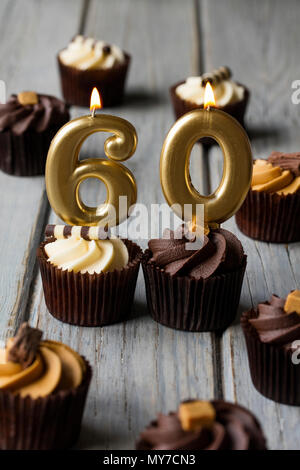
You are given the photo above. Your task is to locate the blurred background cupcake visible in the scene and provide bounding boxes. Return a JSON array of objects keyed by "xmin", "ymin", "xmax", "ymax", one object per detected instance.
[
  {"xmin": 170, "ymin": 66, "xmax": 249, "ymax": 130},
  {"xmin": 0, "ymin": 322, "xmax": 92, "ymax": 449},
  {"xmin": 136, "ymin": 399, "xmax": 267, "ymax": 450},
  {"xmin": 236, "ymin": 153, "xmax": 300, "ymax": 243},
  {"xmin": 241, "ymin": 290, "xmax": 300, "ymax": 405},
  {"xmin": 57, "ymin": 35, "xmax": 130, "ymax": 107},
  {"xmin": 0, "ymin": 92, "xmax": 69, "ymax": 176}
]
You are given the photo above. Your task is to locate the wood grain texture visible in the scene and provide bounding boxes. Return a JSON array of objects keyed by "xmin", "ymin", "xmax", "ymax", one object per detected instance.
[
  {"xmin": 0, "ymin": 0, "xmax": 299, "ymax": 451},
  {"xmin": 0, "ymin": 0, "xmax": 84, "ymax": 343},
  {"xmin": 200, "ymin": 0, "xmax": 300, "ymax": 449},
  {"xmin": 28, "ymin": 0, "xmax": 216, "ymax": 450}
]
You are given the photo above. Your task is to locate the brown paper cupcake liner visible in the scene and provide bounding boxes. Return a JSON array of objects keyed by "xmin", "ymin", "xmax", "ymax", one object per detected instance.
[
  {"xmin": 37, "ymin": 239, "xmax": 142, "ymax": 327},
  {"xmin": 235, "ymin": 189, "xmax": 300, "ymax": 243},
  {"xmin": 170, "ymin": 81, "xmax": 250, "ymax": 145},
  {"xmin": 57, "ymin": 54, "xmax": 130, "ymax": 108},
  {"xmin": 142, "ymin": 251, "xmax": 247, "ymax": 332},
  {"xmin": 0, "ymin": 359, "xmax": 92, "ymax": 449},
  {"xmin": 0, "ymin": 125, "xmax": 67, "ymax": 176},
  {"xmin": 241, "ymin": 309, "xmax": 300, "ymax": 405}
]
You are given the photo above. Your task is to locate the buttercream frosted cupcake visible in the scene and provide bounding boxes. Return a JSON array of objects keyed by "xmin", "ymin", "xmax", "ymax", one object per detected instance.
[
  {"xmin": 37, "ymin": 224, "xmax": 142, "ymax": 326},
  {"xmin": 136, "ymin": 399, "xmax": 267, "ymax": 450},
  {"xmin": 236, "ymin": 153, "xmax": 300, "ymax": 242},
  {"xmin": 0, "ymin": 92, "xmax": 69, "ymax": 176},
  {"xmin": 241, "ymin": 290, "xmax": 300, "ymax": 405},
  {"xmin": 170, "ymin": 66, "xmax": 249, "ymax": 131},
  {"xmin": 0, "ymin": 322, "xmax": 91, "ymax": 449},
  {"xmin": 142, "ymin": 226, "xmax": 246, "ymax": 332},
  {"xmin": 58, "ymin": 35, "xmax": 130, "ymax": 107}
]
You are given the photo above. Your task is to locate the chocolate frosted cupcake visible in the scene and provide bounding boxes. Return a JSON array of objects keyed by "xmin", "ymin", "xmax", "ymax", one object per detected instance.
[
  {"xmin": 0, "ymin": 322, "xmax": 91, "ymax": 450},
  {"xmin": 136, "ymin": 399, "xmax": 267, "ymax": 450},
  {"xmin": 170, "ymin": 66, "xmax": 249, "ymax": 133},
  {"xmin": 0, "ymin": 92, "xmax": 69, "ymax": 176},
  {"xmin": 142, "ymin": 226, "xmax": 246, "ymax": 332},
  {"xmin": 37, "ymin": 224, "xmax": 142, "ymax": 327},
  {"xmin": 236, "ymin": 153, "xmax": 300, "ymax": 242},
  {"xmin": 241, "ymin": 291, "xmax": 300, "ymax": 405},
  {"xmin": 58, "ymin": 35, "xmax": 130, "ymax": 107}
]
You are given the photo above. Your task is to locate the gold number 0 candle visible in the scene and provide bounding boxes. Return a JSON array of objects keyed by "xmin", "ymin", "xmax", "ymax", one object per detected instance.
[
  {"xmin": 46, "ymin": 88, "xmax": 137, "ymax": 227},
  {"xmin": 160, "ymin": 83, "xmax": 252, "ymax": 229}
]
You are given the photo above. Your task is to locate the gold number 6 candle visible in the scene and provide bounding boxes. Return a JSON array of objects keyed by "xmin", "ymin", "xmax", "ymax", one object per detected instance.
[
  {"xmin": 160, "ymin": 83, "xmax": 252, "ymax": 230},
  {"xmin": 46, "ymin": 88, "xmax": 137, "ymax": 227}
]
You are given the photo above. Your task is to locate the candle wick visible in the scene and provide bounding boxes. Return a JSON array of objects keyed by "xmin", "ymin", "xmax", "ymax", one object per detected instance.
[
  {"xmin": 92, "ymin": 107, "xmax": 96, "ymax": 118},
  {"xmin": 206, "ymin": 105, "xmax": 211, "ymax": 112}
]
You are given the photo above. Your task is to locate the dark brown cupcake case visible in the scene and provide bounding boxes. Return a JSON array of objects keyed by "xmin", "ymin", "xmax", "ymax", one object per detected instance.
[
  {"xmin": 142, "ymin": 228, "xmax": 247, "ymax": 332},
  {"xmin": 38, "ymin": 238, "xmax": 142, "ymax": 327},
  {"xmin": 58, "ymin": 53, "xmax": 130, "ymax": 108},
  {"xmin": 236, "ymin": 153, "xmax": 300, "ymax": 243},
  {"xmin": 170, "ymin": 81, "xmax": 250, "ymax": 133},
  {"xmin": 142, "ymin": 250, "xmax": 246, "ymax": 332},
  {"xmin": 241, "ymin": 293, "xmax": 300, "ymax": 405},
  {"xmin": 236, "ymin": 190, "xmax": 300, "ymax": 243},
  {"xmin": 0, "ymin": 360, "xmax": 92, "ymax": 450},
  {"xmin": 0, "ymin": 93, "xmax": 70, "ymax": 176}
]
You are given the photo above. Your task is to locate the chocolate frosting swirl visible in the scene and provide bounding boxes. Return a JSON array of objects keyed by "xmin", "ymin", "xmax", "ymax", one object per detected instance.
[
  {"xmin": 268, "ymin": 151, "xmax": 300, "ymax": 177},
  {"xmin": 0, "ymin": 94, "xmax": 69, "ymax": 135},
  {"xmin": 249, "ymin": 294, "xmax": 300, "ymax": 350},
  {"xmin": 136, "ymin": 400, "xmax": 266, "ymax": 450},
  {"xmin": 148, "ymin": 227, "xmax": 244, "ymax": 280}
]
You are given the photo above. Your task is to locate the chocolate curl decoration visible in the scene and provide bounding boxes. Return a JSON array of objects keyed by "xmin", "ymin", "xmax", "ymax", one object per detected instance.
[
  {"xmin": 201, "ymin": 66, "xmax": 232, "ymax": 86},
  {"xmin": 7, "ymin": 322, "xmax": 42, "ymax": 369},
  {"xmin": 45, "ymin": 224, "xmax": 109, "ymax": 240}
]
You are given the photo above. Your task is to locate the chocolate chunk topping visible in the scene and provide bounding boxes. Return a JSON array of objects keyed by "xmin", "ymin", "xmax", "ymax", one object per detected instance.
[
  {"xmin": 268, "ymin": 151, "xmax": 300, "ymax": 177},
  {"xmin": 103, "ymin": 45, "xmax": 111, "ymax": 54},
  {"xmin": 7, "ymin": 322, "xmax": 42, "ymax": 369}
]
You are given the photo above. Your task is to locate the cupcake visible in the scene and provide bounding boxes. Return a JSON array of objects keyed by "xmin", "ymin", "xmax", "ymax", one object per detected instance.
[
  {"xmin": 0, "ymin": 322, "xmax": 91, "ymax": 449},
  {"xmin": 57, "ymin": 35, "xmax": 130, "ymax": 107},
  {"xmin": 37, "ymin": 224, "xmax": 142, "ymax": 327},
  {"xmin": 136, "ymin": 399, "xmax": 267, "ymax": 450},
  {"xmin": 142, "ymin": 225, "xmax": 246, "ymax": 332},
  {"xmin": 236, "ymin": 153, "xmax": 300, "ymax": 242},
  {"xmin": 241, "ymin": 290, "xmax": 300, "ymax": 405},
  {"xmin": 0, "ymin": 92, "xmax": 69, "ymax": 176},
  {"xmin": 170, "ymin": 66, "xmax": 249, "ymax": 131}
]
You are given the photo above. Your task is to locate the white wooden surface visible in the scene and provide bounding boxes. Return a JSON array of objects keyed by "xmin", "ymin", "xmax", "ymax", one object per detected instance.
[{"xmin": 0, "ymin": 0, "xmax": 299, "ymax": 449}]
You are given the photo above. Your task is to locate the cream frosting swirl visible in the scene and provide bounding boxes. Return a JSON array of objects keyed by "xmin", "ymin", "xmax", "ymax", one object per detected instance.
[
  {"xmin": 176, "ymin": 76, "xmax": 244, "ymax": 107},
  {"xmin": 252, "ymin": 159, "xmax": 300, "ymax": 195},
  {"xmin": 0, "ymin": 339, "xmax": 84, "ymax": 398},
  {"xmin": 45, "ymin": 236, "xmax": 129, "ymax": 274},
  {"xmin": 59, "ymin": 35, "xmax": 125, "ymax": 70}
]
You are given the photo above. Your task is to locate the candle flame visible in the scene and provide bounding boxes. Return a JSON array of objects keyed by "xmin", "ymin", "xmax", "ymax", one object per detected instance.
[
  {"xmin": 204, "ymin": 82, "xmax": 216, "ymax": 109},
  {"xmin": 90, "ymin": 87, "xmax": 102, "ymax": 113}
]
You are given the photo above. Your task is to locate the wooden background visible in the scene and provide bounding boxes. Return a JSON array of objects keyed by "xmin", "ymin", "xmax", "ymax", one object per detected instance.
[{"xmin": 0, "ymin": 0, "xmax": 300, "ymax": 449}]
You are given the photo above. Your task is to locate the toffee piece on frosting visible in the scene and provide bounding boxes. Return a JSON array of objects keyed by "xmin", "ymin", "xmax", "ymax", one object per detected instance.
[
  {"xmin": 179, "ymin": 401, "xmax": 216, "ymax": 431},
  {"xmin": 284, "ymin": 290, "xmax": 300, "ymax": 315},
  {"xmin": 17, "ymin": 91, "xmax": 38, "ymax": 106},
  {"xmin": 7, "ymin": 322, "xmax": 42, "ymax": 369}
]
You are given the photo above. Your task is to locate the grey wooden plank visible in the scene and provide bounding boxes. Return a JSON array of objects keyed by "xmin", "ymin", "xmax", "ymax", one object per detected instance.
[
  {"xmin": 28, "ymin": 0, "xmax": 216, "ymax": 450},
  {"xmin": 200, "ymin": 0, "xmax": 300, "ymax": 449},
  {"xmin": 0, "ymin": 0, "xmax": 84, "ymax": 344}
]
